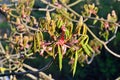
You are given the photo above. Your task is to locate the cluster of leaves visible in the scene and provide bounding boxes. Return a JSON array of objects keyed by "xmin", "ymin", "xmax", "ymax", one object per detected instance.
[
  {"xmin": 99, "ymin": 10, "xmax": 117, "ymax": 40},
  {"xmin": 0, "ymin": 0, "xmax": 118, "ymax": 76}
]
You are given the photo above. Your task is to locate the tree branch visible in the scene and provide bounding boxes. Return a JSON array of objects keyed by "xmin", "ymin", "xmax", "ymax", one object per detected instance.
[
  {"xmin": 68, "ymin": 0, "xmax": 83, "ymax": 7},
  {"xmin": 23, "ymin": 63, "xmax": 54, "ymax": 80}
]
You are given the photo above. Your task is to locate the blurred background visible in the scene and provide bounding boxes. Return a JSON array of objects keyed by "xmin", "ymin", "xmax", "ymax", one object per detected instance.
[{"xmin": 0, "ymin": 0, "xmax": 120, "ymax": 80}]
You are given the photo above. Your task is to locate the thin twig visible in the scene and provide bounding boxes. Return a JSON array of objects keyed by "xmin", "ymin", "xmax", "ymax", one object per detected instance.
[
  {"xmin": 32, "ymin": 7, "xmax": 55, "ymax": 12},
  {"xmin": 23, "ymin": 63, "xmax": 54, "ymax": 80},
  {"xmin": 105, "ymin": 26, "xmax": 118, "ymax": 44},
  {"xmin": 87, "ymin": 23, "xmax": 120, "ymax": 58},
  {"xmin": 20, "ymin": 68, "xmax": 37, "ymax": 80},
  {"xmin": 68, "ymin": 0, "xmax": 83, "ymax": 7},
  {"xmin": 60, "ymin": 0, "xmax": 120, "ymax": 26},
  {"xmin": 104, "ymin": 44, "xmax": 120, "ymax": 58},
  {"xmin": 0, "ymin": 4, "xmax": 15, "ymax": 7},
  {"xmin": 59, "ymin": 1, "xmax": 120, "ymax": 58},
  {"xmin": 86, "ymin": 53, "xmax": 95, "ymax": 64},
  {"xmin": 41, "ymin": 0, "xmax": 59, "ymax": 9},
  {"xmin": 0, "ymin": 42, "xmax": 5, "ymax": 54}
]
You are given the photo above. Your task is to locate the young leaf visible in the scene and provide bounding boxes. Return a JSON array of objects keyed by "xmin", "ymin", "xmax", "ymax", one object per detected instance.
[
  {"xmin": 73, "ymin": 51, "xmax": 78, "ymax": 76},
  {"xmin": 76, "ymin": 16, "xmax": 83, "ymax": 34},
  {"xmin": 78, "ymin": 16, "xmax": 83, "ymax": 27},
  {"xmin": 28, "ymin": 0, "xmax": 35, "ymax": 8},
  {"xmin": 84, "ymin": 4, "xmax": 89, "ymax": 13},
  {"xmin": 39, "ymin": 31, "xmax": 44, "ymax": 41},
  {"xmin": 82, "ymin": 44, "xmax": 91, "ymax": 56},
  {"xmin": 65, "ymin": 29, "xmax": 70, "ymax": 39},
  {"xmin": 79, "ymin": 35, "xmax": 88, "ymax": 45},
  {"xmin": 82, "ymin": 24, "xmax": 87, "ymax": 35},
  {"xmin": 57, "ymin": 20, "xmax": 63, "ymax": 28},
  {"xmin": 52, "ymin": 0, "xmax": 58, "ymax": 4},
  {"xmin": 58, "ymin": 45, "xmax": 63, "ymax": 71},
  {"xmin": 33, "ymin": 36, "xmax": 37, "ymax": 52},
  {"xmin": 36, "ymin": 32, "xmax": 40, "ymax": 49},
  {"xmin": 86, "ymin": 44, "xmax": 95, "ymax": 53},
  {"xmin": 93, "ymin": 16, "xmax": 99, "ymax": 24},
  {"xmin": 46, "ymin": 11, "xmax": 51, "ymax": 23}
]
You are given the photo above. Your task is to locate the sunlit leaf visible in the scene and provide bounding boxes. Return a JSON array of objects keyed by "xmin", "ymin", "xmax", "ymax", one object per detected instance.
[
  {"xmin": 76, "ymin": 16, "xmax": 83, "ymax": 34},
  {"xmin": 36, "ymin": 32, "xmax": 40, "ymax": 49},
  {"xmin": 58, "ymin": 45, "xmax": 63, "ymax": 71},
  {"xmin": 65, "ymin": 29, "xmax": 70, "ymax": 39},
  {"xmin": 28, "ymin": 0, "xmax": 35, "ymax": 8},
  {"xmin": 93, "ymin": 16, "xmax": 99, "ymax": 24},
  {"xmin": 88, "ymin": 4, "xmax": 95, "ymax": 10},
  {"xmin": 39, "ymin": 31, "xmax": 44, "ymax": 41},
  {"xmin": 78, "ymin": 16, "xmax": 83, "ymax": 27},
  {"xmin": 73, "ymin": 50, "xmax": 78, "ymax": 76},
  {"xmin": 94, "ymin": 7, "xmax": 98, "ymax": 13},
  {"xmin": 82, "ymin": 44, "xmax": 91, "ymax": 56},
  {"xmin": 82, "ymin": 24, "xmax": 87, "ymax": 35},
  {"xmin": 46, "ymin": 11, "xmax": 51, "ymax": 23},
  {"xmin": 79, "ymin": 35, "xmax": 88, "ymax": 45},
  {"xmin": 52, "ymin": 0, "xmax": 58, "ymax": 4},
  {"xmin": 86, "ymin": 44, "xmax": 94, "ymax": 53},
  {"xmin": 57, "ymin": 20, "xmax": 63, "ymax": 28},
  {"xmin": 84, "ymin": 4, "xmax": 89, "ymax": 13},
  {"xmin": 33, "ymin": 36, "xmax": 37, "ymax": 52}
]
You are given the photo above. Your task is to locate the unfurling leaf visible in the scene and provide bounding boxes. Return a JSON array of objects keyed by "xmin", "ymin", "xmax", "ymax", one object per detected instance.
[
  {"xmin": 82, "ymin": 24, "xmax": 87, "ymax": 35},
  {"xmin": 46, "ymin": 11, "xmax": 51, "ymax": 23},
  {"xmin": 27, "ymin": 0, "xmax": 35, "ymax": 8},
  {"xmin": 107, "ymin": 10, "xmax": 117, "ymax": 22},
  {"xmin": 23, "ymin": 36, "xmax": 29, "ymax": 47},
  {"xmin": 57, "ymin": 20, "xmax": 63, "ymax": 28},
  {"xmin": 78, "ymin": 16, "xmax": 83, "ymax": 27},
  {"xmin": 58, "ymin": 45, "xmax": 63, "ymax": 71},
  {"xmin": 88, "ymin": 4, "xmax": 95, "ymax": 10},
  {"xmin": 93, "ymin": 16, "xmax": 99, "ymax": 24},
  {"xmin": 73, "ymin": 51, "xmax": 78, "ymax": 76},
  {"xmin": 84, "ymin": 4, "xmax": 89, "ymax": 13},
  {"xmin": 65, "ymin": 29, "xmax": 70, "ymax": 39},
  {"xmin": 52, "ymin": 0, "xmax": 58, "ymax": 4},
  {"xmin": 36, "ymin": 32, "xmax": 40, "ymax": 49},
  {"xmin": 82, "ymin": 44, "xmax": 91, "ymax": 56},
  {"xmin": 60, "ymin": 0, "xmax": 70, "ymax": 4},
  {"xmin": 33, "ymin": 36, "xmax": 37, "ymax": 52},
  {"xmin": 76, "ymin": 16, "xmax": 84, "ymax": 34},
  {"xmin": 86, "ymin": 44, "xmax": 94, "ymax": 53},
  {"xmin": 79, "ymin": 35, "xmax": 89, "ymax": 45}
]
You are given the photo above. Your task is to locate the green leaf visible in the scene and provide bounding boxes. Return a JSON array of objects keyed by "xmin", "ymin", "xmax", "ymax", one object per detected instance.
[
  {"xmin": 39, "ymin": 31, "xmax": 44, "ymax": 41},
  {"xmin": 28, "ymin": 0, "xmax": 35, "ymax": 8},
  {"xmin": 84, "ymin": 4, "xmax": 89, "ymax": 13},
  {"xmin": 76, "ymin": 16, "xmax": 83, "ymax": 34},
  {"xmin": 82, "ymin": 44, "xmax": 91, "ymax": 56},
  {"xmin": 73, "ymin": 51, "xmax": 78, "ymax": 76},
  {"xmin": 65, "ymin": 29, "xmax": 70, "ymax": 39},
  {"xmin": 80, "ymin": 35, "xmax": 88, "ymax": 45},
  {"xmin": 33, "ymin": 36, "xmax": 36, "ymax": 52},
  {"xmin": 93, "ymin": 16, "xmax": 99, "ymax": 24},
  {"xmin": 58, "ymin": 45, "xmax": 63, "ymax": 71},
  {"xmin": 78, "ymin": 16, "xmax": 83, "ymax": 27},
  {"xmin": 82, "ymin": 24, "xmax": 87, "ymax": 35},
  {"xmin": 36, "ymin": 32, "xmax": 40, "ymax": 49},
  {"xmin": 57, "ymin": 20, "xmax": 63, "ymax": 28},
  {"xmin": 52, "ymin": 0, "xmax": 58, "ymax": 4},
  {"xmin": 86, "ymin": 44, "xmax": 94, "ymax": 53}
]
